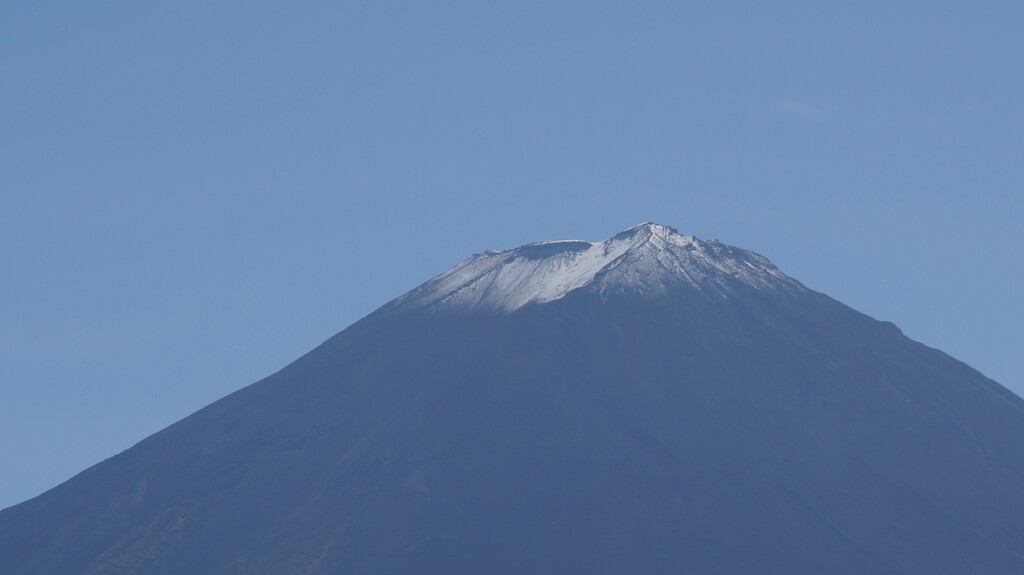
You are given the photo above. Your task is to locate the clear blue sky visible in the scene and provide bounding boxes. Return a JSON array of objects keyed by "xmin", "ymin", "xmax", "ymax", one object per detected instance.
[{"xmin": 2, "ymin": 2, "xmax": 1022, "ymax": 510}]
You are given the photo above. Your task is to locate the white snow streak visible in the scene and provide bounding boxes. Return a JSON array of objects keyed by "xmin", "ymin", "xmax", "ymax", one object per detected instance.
[{"xmin": 392, "ymin": 223, "xmax": 801, "ymax": 313}]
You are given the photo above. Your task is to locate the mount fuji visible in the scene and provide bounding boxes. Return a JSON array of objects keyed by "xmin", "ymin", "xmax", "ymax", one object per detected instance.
[{"xmin": 3, "ymin": 223, "xmax": 1023, "ymax": 574}]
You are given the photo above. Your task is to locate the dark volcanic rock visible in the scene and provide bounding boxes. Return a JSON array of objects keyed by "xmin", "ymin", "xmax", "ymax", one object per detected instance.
[{"xmin": 3, "ymin": 223, "xmax": 1024, "ymax": 574}]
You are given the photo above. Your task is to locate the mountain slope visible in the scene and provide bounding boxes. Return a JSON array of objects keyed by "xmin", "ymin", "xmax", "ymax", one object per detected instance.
[{"xmin": 3, "ymin": 223, "xmax": 1024, "ymax": 574}]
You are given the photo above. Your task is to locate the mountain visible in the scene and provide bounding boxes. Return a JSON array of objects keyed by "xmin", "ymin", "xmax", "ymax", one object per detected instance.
[{"xmin": 3, "ymin": 223, "xmax": 1024, "ymax": 574}]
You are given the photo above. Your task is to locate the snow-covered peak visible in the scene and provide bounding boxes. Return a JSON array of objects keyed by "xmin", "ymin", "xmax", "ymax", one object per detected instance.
[
  {"xmin": 391, "ymin": 223, "xmax": 803, "ymax": 313},
  {"xmin": 615, "ymin": 221, "xmax": 679, "ymax": 238}
]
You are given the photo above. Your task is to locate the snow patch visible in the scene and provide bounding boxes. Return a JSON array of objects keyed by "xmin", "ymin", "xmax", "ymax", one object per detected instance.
[{"xmin": 391, "ymin": 223, "xmax": 802, "ymax": 313}]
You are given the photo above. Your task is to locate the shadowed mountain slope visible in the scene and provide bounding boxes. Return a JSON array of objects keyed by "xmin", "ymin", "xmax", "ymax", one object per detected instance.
[{"xmin": 3, "ymin": 223, "xmax": 1023, "ymax": 574}]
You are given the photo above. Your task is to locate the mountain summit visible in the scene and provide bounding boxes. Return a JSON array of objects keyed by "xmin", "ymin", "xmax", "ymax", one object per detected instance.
[
  {"xmin": 3, "ymin": 224, "xmax": 1024, "ymax": 574},
  {"xmin": 395, "ymin": 223, "xmax": 800, "ymax": 312}
]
